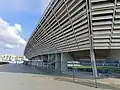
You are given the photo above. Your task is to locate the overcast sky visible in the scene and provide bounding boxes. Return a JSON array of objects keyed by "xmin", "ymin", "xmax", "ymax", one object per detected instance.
[{"xmin": 0, "ymin": 0, "xmax": 51, "ymax": 56}]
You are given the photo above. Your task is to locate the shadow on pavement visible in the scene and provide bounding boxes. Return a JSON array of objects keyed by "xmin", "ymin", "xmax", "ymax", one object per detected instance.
[{"xmin": 0, "ymin": 64, "xmax": 46, "ymax": 75}]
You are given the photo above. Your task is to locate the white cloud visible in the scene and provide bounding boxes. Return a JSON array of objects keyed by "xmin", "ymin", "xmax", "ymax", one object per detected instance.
[
  {"xmin": 5, "ymin": 44, "xmax": 16, "ymax": 49},
  {"xmin": 15, "ymin": 24, "xmax": 22, "ymax": 32},
  {"xmin": 0, "ymin": 0, "xmax": 51, "ymax": 55},
  {"xmin": 0, "ymin": 17, "xmax": 26, "ymax": 50}
]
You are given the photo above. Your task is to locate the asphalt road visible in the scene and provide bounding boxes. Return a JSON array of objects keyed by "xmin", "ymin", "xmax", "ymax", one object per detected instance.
[{"xmin": 0, "ymin": 64, "xmax": 113, "ymax": 90}]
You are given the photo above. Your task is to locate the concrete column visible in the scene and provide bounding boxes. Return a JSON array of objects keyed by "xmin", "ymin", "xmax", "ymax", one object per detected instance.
[
  {"xmin": 31, "ymin": 60, "xmax": 33, "ymax": 66},
  {"xmin": 36, "ymin": 61, "xmax": 38, "ymax": 67},
  {"xmin": 61, "ymin": 53, "xmax": 73, "ymax": 73},
  {"xmin": 48, "ymin": 54, "xmax": 50, "ymax": 64},
  {"xmin": 29, "ymin": 61, "xmax": 31, "ymax": 65},
  {"xmin": 27, "ymin": 61, "xmax": 30, "ymax": 65},
  {"xmin": 33, "ymin": 61, "xmax": 35, "ymax": 66},
  {"xmin": 31, "ymin": 61, "xmax": 33, "ymax": 66},
  {"xmin": 55, "ymin": 53, "xmax": 61, "ymax": 75},
  {"xmin": 33, "ymin": 61, "xmax": 34, "ymax": 66},
  {"xmin": 41, "ymin": 55, "xmax": 48, "ymax": 72},
  {"xmin": 36, "ymin": 56, "xmax": 40, "ymax": 67},
  {"xmin": 35, "ymin": 61, "xmax": 37, "ymax": 67},
  {"xmin": 47, "ymin": 54, "xmax": 51, "ymax": 73},
  {"xmin": 36, "ymin": 56, "xmax": 39, "ymax": 67},
  {"xmin": 35, "ymin": 61, "xmax": 37, "ymax": 66},
  {"xmin": 39, "ymin": 55, "xmax": 41, "ymax": 60},
  {"xmin": 34, "ymin": 58, "xmax": 36, "ymax": 66},
  {"xmin": 41, "ymin": 55, "xmax": 45, "ymax": 67},
  {"xmin": 34, "ymin": 60, "xmax": 36, "ymax": 66},
  {"xmin": 30, "ymin": 61, "xmax": 32, "ymax": 65},
  {"xmin": 38, "ymin": 60, "xmax": 42, "ymax": 67},
  {"xmin": 41, "ymin": 55, "xmax": 43, "ymax": 60}
]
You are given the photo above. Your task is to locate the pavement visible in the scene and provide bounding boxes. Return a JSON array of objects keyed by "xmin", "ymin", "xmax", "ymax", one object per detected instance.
[{"xmin": 0, "ymin": 64, "xmax": 113, "ymax": 90}]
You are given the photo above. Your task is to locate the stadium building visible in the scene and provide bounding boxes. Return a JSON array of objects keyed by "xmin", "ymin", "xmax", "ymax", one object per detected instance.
[{"xmin": 24, "ymin": 0, "xmax": 120, "ymax": 75}]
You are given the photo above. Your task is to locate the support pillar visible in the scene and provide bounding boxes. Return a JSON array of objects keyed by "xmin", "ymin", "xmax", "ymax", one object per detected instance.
[
  {"xmin": 61, "ymin": 53, "xmax": 73, "ymax": 73},
  {"xmin": 47, "ymin": 54, "xmax": 50, "ymax": 73},
  {"xmin": 36, "ymin": 61, "xmax": 39, "ymax": 67},
  {"xmin": 34, "ymin": 61, "xmax": 36, "ymax": 67},
  {"xmin": 55, "ymin": 53, "xmax": 61, "ymax": 75},
  {"xmin": 90, "ymin": 49, "xmax": 98, "ymax": 77},
  {"xmin": 31, "ymin": 61, "xmax": 34, "ymax": 66},
  {"xmin": 33, "ymin": 61, "xmax": 35, "ymax": 66},
  {"xmin": 41, "ymin": 55, "xmax": 48, "ymax": 72}
]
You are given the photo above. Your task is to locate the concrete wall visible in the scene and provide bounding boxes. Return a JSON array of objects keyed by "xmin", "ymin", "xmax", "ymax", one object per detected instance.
[
  {"xmin": 55, "ymin": 53, "xmax": 61, "ymax": 74},
  {"xmin": 61, "ymin": 53, "xmax": 73, "ymax": 72},
  {"xmin": 107, "ymin": 50, "xmax": 120, "ymax": 60}
]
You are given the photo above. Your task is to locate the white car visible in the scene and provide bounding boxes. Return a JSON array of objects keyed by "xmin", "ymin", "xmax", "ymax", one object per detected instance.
[{"xmin": 9, "ymin": 60, "xmax": 16, "ymax": 64}]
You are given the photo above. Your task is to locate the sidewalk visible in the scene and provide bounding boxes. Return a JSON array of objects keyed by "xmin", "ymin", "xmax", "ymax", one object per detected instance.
[{"xmin": 0, "ymin": 64, "xmax": 113, "ymax": 90}]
